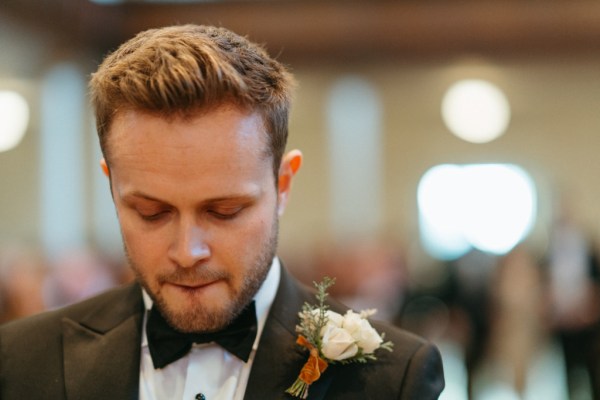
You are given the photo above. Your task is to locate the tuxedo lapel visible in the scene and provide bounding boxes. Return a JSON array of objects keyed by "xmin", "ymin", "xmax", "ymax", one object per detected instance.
[
  {"xmin": 244, "ymin": 267, "xmax": 335, "ymax": 400},
  {"xmin": 62, "ymin": 283, "xmax": 144, "ymax": 400}
]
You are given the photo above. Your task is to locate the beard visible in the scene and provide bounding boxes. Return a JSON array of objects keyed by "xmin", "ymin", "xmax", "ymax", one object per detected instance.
[{"xmin": 126, "ymin": 218, "xmax": 278, "ymax": 333}]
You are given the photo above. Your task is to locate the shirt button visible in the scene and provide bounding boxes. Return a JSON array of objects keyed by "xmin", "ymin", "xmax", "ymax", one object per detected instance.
[{"xmin": 195, "ymin": 394, "xmax": 206, "ymax": 400}]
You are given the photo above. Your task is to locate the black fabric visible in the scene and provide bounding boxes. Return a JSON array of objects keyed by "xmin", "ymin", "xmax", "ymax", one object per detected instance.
[{"xmin": 146, "ymin": 301, "xmax": 257, "ymax": 369}]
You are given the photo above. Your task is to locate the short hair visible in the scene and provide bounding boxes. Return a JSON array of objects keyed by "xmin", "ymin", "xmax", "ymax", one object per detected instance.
[{"xmin": 89, "ymin": 24, "xmax": 296, "ymax": 178}]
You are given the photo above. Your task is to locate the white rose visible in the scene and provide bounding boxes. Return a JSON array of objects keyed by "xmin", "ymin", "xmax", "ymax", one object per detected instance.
[
  {"xmin": 342, "ymin": 310, "xmax": 383, "ymax": 354},
  {"xmin": 324, "ymin": 310, "xmax": 344, "ymax": 328},
  {"xmin": 341, "ymin": 310, "xmax": 363, "ymax": 335},
  {"xmin": 321, "ymin": 325, "xmax": 358, "ymax": 360},
  {"xmin": 314, "ymin": 310, "xmax": 344, "ymax": 337},
  {"xmin": 354, "ymin": 322, "xmax": 383, "ymax": 354}
]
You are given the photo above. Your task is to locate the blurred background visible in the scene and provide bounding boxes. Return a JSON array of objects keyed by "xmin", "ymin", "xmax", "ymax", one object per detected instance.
[{"xmin": 2, "ymin": 1, "xmax": 600, "ymax": 399}]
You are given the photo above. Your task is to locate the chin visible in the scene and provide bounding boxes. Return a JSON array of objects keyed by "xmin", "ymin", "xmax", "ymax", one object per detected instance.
[{"xmin": 161, "ymin": 299, "xmax": 236, "ymax": 333}]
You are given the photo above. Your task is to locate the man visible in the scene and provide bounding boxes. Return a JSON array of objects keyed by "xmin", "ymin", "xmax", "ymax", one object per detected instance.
[{"xmin": 0, "ymin": 25, "xmax": 444, "ymax": 399}]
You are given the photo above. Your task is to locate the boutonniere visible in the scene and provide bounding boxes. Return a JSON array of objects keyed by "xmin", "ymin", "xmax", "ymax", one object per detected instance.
[{"xmin": 285, "ymin": 277, "xmax": 394, "ymax": 399}]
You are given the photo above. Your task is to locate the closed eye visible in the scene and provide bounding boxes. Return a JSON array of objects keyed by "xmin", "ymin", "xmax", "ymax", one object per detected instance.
[
  {"xmin": 208, "ymin": 207, "xmax": 243, "ymax": 220},
  {"xmin": 139, "ymin": 210, "xmax": 170, "ymax": 222}
]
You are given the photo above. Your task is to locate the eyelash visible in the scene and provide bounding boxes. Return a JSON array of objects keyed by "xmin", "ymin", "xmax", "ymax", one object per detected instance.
[
  {"xmin": 139, "ymin": 211, "xmax": 169, "ymax": 222},
  {"xmin": 209, "ymin": 208, "xmax": 242, "ymax": 220},
  {"xmin": 138, "ymin": 209, "xmax": 243, "ymax": 222}
]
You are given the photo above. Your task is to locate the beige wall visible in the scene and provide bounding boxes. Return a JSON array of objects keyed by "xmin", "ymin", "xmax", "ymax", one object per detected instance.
[
  {"xmin": 0, "ymin": 80, "xmax": 40, "ymax": 245},
  {"xmin": 279, "ymin": 57, "xmax": 600, "ymax": 263}
]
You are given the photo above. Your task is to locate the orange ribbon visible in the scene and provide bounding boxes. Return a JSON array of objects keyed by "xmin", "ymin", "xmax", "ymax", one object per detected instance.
[{"xmin": 296, "ymin": 335, "xmax": 328, "ymax": 384}]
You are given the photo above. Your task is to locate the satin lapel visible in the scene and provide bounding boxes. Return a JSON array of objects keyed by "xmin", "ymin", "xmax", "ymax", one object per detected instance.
[
  {"xmin": 243, "ymin": 267, "xmax": 335, "ymax": 400},
  {"xmin": 63, "ymin": 283, "xmax": 144, "ymax": 400}
]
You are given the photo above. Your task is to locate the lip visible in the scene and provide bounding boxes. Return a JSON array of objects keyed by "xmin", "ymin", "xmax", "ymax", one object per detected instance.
[{"xmin": 166, "ymin": 280, "xmax": 219, "ymax": 291}]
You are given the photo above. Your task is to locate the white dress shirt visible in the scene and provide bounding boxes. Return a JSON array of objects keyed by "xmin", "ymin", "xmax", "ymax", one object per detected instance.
[{"xmin": 139, "ymin": 258, "xmax": 281, "ymax": 400}]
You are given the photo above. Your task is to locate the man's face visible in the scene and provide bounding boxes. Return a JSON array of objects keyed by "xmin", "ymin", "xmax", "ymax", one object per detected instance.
[{"xmin": 106, "ymin": 104, "xmax": 280, "ymax": 333}]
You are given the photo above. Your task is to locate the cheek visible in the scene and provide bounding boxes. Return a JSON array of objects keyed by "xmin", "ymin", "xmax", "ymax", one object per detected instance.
[
  {"xmin": 222, "ymin": 208, "xmax": 275, "ymax": 258},
  {"xmin": 119, "ymin": 215, "xmax": 167, "ymax": 265},
  {"xmin": 247, "ymin": 203, "xmax": 277, "ymax": 240}
]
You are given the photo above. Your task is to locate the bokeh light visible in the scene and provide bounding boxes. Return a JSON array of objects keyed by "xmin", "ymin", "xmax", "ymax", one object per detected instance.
[
  {"xmin": 418, "ymin": 164, "xmax": 536, "ymax": 259},
  {"xmin": 441, "ymin": 79, "xmax": 510, "ymax": 144},
  {"xmin": 418, "ymin": 165, "xmax": 472, "ymax": 260},
  {"xmin": 0, "ymin": 90, "xmax": 30, "ymax": 152}
]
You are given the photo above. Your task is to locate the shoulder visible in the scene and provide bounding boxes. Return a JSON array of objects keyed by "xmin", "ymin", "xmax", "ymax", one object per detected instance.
[
  {"xmin": 372, "ymin": 319, "xmax": 444, "ymax": 387},
  {"xmin": 283, "ymin": 273, "xmax": 440, "ymax": 369},
  {"xmin": 320, "ymin": 298, "xmax": 445, "ymax": 398},
  {"xmin": 322, "ymin": 317, "xmax": 444, "ymax": 399},
  {"xmin": 371, "ymin": 319, "xmax": 434, "ymax": 362},
  {"xmin": 265, "ymin": 270, "xmax": 444, "ymax": 398},
  {"xmin": 0, "ymin": 283, "xmax": 143, "ymax": 399}
]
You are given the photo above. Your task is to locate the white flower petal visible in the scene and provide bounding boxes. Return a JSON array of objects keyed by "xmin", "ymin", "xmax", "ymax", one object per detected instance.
[{"xmin": 321, "ymin": 326, "xmax": 358, "ymax": 360}]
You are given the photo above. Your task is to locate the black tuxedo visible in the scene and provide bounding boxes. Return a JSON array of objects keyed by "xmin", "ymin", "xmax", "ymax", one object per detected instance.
[{"xmin": 0, "ymin": 267, "xmax": 444, "ymax": 399}]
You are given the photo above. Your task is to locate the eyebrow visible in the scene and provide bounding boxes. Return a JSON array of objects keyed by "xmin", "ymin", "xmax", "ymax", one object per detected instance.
[
  {"xmin": 122, "ymin": 191, "xmax": 165, "ymax": 203},
  {"xmin": 121, "ymin": 190, "xmax": 260, "ymax": 205}
]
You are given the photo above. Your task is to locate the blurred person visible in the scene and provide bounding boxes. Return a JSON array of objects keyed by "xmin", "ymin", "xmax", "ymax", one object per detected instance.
[
  {"xmin": 472, "ymin": 246, "xmax": 548, "ymax": 398},
  {"xmin": 0, "ymin": 25, "xmax": 444, "ymax": 399},
  {"xmin": 313, "ymin": 237, "xmax": 408, "ymax": 322},
  {"xmin": 546, "ymin": 211, "xmax": 600, "ymax": 399},
  {"xmin": 0, "ymin": 247, "xmax": 46, "ymax": 323},
  {"xmin": 396, "ymin": 249, "xmax": 496, "ymax": 397},
  {"xmin": 43, "ymin": 248, "xmax": 119, "ymax": 309}
]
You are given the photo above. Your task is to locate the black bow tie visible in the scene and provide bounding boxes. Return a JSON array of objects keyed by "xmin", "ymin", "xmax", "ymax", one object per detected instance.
[{"xmin": 146, "ymin": 301, "xmax": 258, "ymax": 369}]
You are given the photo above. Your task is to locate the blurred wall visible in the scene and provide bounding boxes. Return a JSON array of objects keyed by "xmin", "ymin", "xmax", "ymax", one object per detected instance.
[
  {"xmin": 280, "ymin": 57, "xmax": 600, "ymax": 264},
  {"xmin": 0, "ymin": 14, "xmax": 44, "ymax": 246}
]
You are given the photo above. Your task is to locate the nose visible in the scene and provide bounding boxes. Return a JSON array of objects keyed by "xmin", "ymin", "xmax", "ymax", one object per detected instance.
[{"xmin": 168, "ymin": 219, "xmax": 210, "ymax": 268}]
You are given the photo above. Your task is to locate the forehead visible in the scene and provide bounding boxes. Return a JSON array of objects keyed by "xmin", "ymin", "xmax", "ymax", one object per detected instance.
[
  {"xmin": 109, "ymin": 105, "xmax": 269, "ymax": 160},
  {"xmin": 106, "ymin": 105, "xmax": 273, "ymax": 196}
]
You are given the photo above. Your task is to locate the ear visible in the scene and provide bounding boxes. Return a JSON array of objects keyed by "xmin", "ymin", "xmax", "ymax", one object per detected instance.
[
  {"xmin": 100, "ymin": 158, "xmax": 110, "ymax": 177},
  {"xmin": 277, "ymin": 149, "xmax": 303, "ymax": 216}
]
